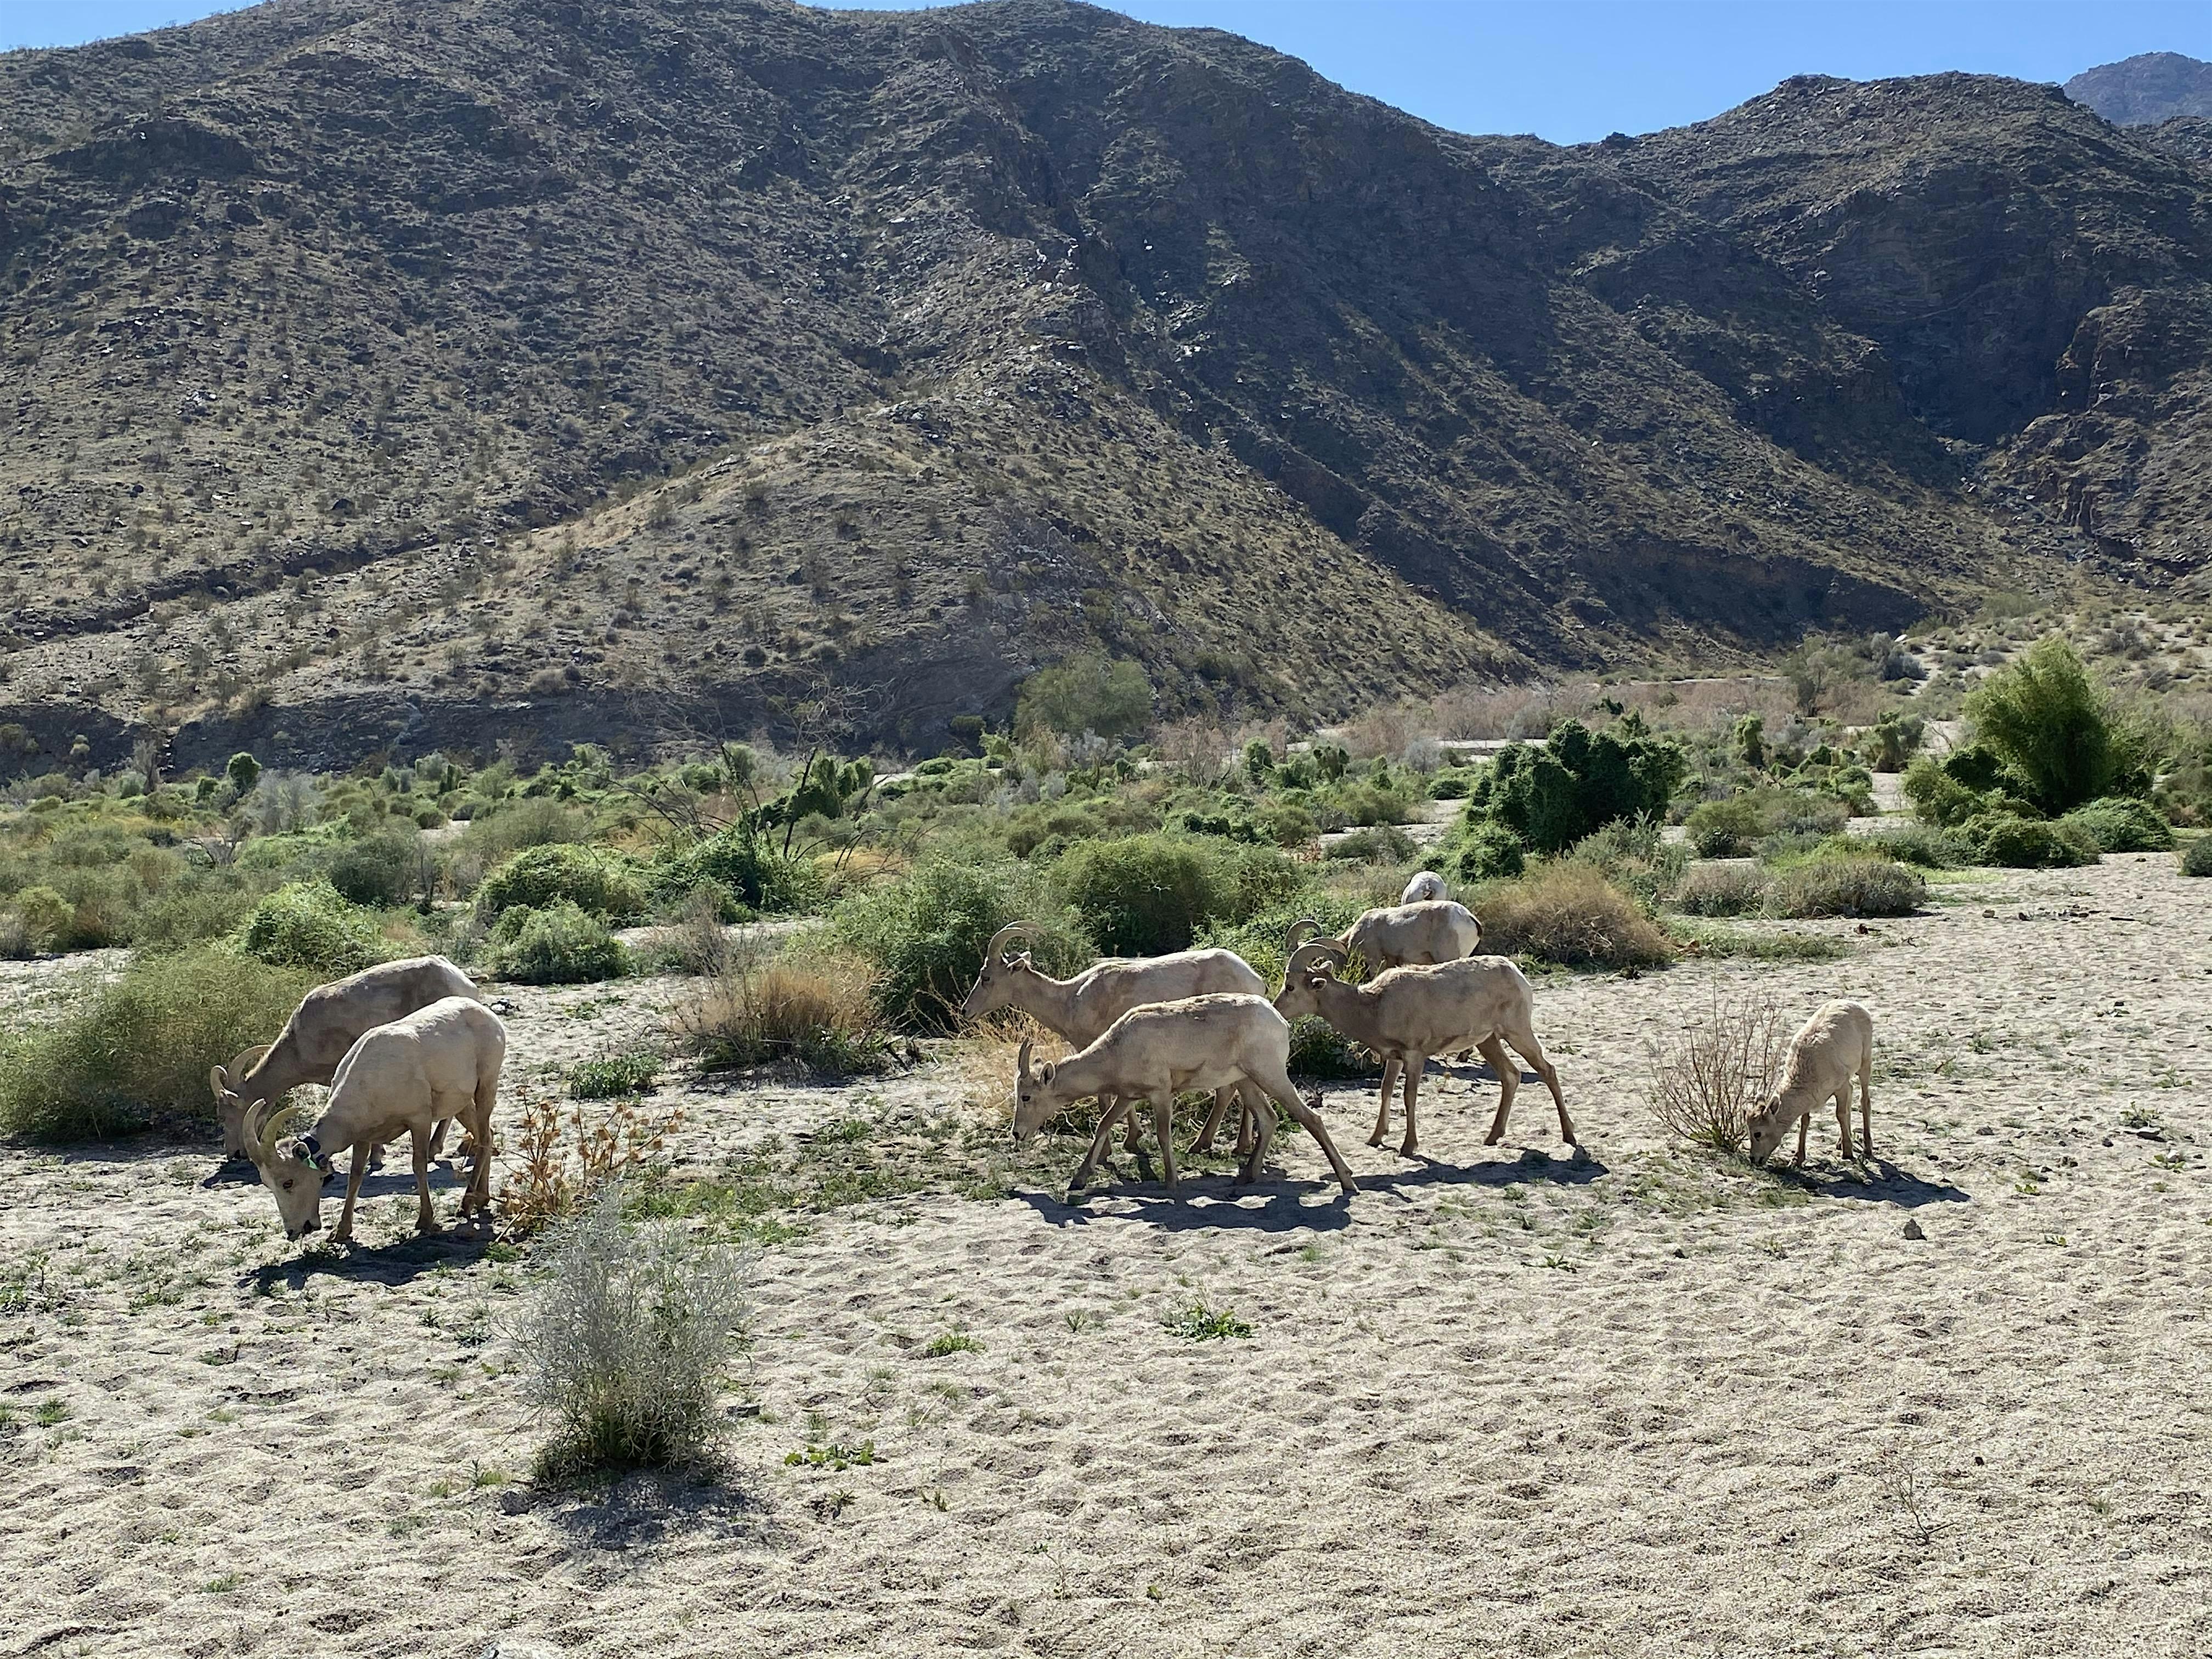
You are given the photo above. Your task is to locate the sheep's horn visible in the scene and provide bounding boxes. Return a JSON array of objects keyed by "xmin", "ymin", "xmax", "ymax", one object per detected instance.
[
  {"xmin": 1016, "ymin": 1039, "xmax": 1034, "ymax": 1082},
  {"xmin": 208, "ymin": 1064, "xmax": 230, "ymax": 1100},
  {"xmin": 242, "ymin": 1098, "xmax": 283, "ymax": 1165},
  {"xmin": 1284, "ymin": 917, "xmax": 1327, "ymax": 954},
  {"xmin": 985, "ymin": 922, "xmax": 1035, "ymax": 964},
  {"xmin": 1286, "ymin": 942, "xmax": 1346, "ymax": 982}
]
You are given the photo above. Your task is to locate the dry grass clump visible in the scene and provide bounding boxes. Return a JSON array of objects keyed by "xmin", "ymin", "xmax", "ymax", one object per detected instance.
[
  {"xmin": 1474, "ymin": 862, "xmax": 1675, "ymax": 969},
  {"xmin": 514, "ymin": 1184, "xmax": 753, "ymax": 1477},
  {"xmin": 950, "ymin": 1012, "xmax": 1068, "ymax": 1117},
  {"xmin": 1644, "ymin": 986, "xmax": 1786, "ymax": 1155},
  {"xmin": 1766, "ymin": 854, "xmax": 1925, "ymax": 919},
  {"xmin": 679, "ymin": 944, "xmax": 893, "ymax": 1075},
  {"xmin": 498, "ymin": 1092, "xmax": 685, "ymax": 1238},
  {"xmin": 1673, "ymin": 862, "xmax": 1768, "ymax": 917}
]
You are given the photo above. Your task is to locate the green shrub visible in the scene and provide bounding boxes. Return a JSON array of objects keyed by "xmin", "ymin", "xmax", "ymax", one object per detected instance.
[
  {"xmin": 1565, "ymin": 819, "xmax": 1688, "ymax": 910},
  {"xmin": 1966, "ymin": 635, "xmax": 2152, "ymax": 815},
  {"xmin": 242, "ymin": 881, "xmax": 387, "ymax": 975},
  {"xmin": 1055, "ymin": 835, "xmax": 1222, "ymax": 956},
  {"xmin": 1464, "ymin": 717, "xmax": 1686, "ymax": 854},
  {"xmin": 0, "ymin": 947, "xmax": 317, "ymax": 1141},
  {"xmin": 1902, "ymin": 755, "xmax": 1994, "ymax": 828},
  {"xmin": 1445, "ymin": 819, "xmax": 1526, "ymax": 882},
  {"xmin": 327, "ymin": 830, "xmax": 422, "ymax": 907},
  {"xmin": 1288, "ymin": 1015, "xmax": 1380, "ymax": 1079},
  {"xmin": 132, "ymin": 876, "xmax": 266, "ymax": 953},
  {"xmin": 1473, "ymin": 863, "xmax": 1674, "ymax": 969},
  {"xmin": 2056, "ymin": 797, "xmax": 2175, "ymax": 854},
  {"xmin": 483, "ymin": 901, "xmax": 631, "ymax": 984},
  {"xmin": 9, "ymin": 885, "xmax": 73, "ymax": 953},
  {"xmin": 477, "ymin": 843, "xmax": 648, "ymax": 924},
  {"xmin": 568, "ymin": 1049, "xmax": 662, "ymax": 1099},
  {"xmin": 1685, "ymin": 797, "xmax": 1763, "ymax": 858},
  {"xmin": 1673, "ymin": 862, "xmax": 1767, "ymax": 917},
  {"xmin": 1765, "ymin": 852, "xmax": 1925, "ymax": 918},
  {"xmin": 2181, "ymin": 837, "xmax": 2212, "ymax": 877},
  {"xmin": 1861, "ymin": 823, "xmax": 1971, "ymax": 868},
  {"xmin": 1017, "ymin": 652, "xmax": 1154, "ymax": 740},
  {"xmin": 1326, "ymin": 825, "xmax": 1417, "ymax": 864},
  {"xmin": 650, "ymin": 825, "xmax": 821, "ymax": 916},
  {"xmin": 832, "ymin": 858, "xmax": 1086, "ymax": 1033},
  {"xmin": 1964, "ymin": 815, "xmax": 2099, "ymax": 870}
]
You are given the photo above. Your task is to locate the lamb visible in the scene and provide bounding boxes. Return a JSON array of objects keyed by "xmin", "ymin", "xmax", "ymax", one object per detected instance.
[
  {"xmin": 1011, "ymin": 993, "xmax": 1359, "ymax": 1197},
  {"xmin": 1274, "ymin": 941, "xmax": 1571, "ymax": 1157},
  {"xmin": 960, "ymin": 923, "xmax": 1267, "ymax": 1158},
  {"xmin": 1285, "ymin": 899, "xmax": 1482, "ymax": 975},
  {"xmin": 210, "ymin": 955, "xmax": 482, "ymax": 1160},
  {"xmin": 241, "ymin": 996, "xmax": 505, "ymax": 1244},
  {"xmin": 1400, "ymin": 870, "xmax": 1448, "ymax": 905},
  {"xmin": 1748, "ymin": 1000, "xmax": 1874, "ymax": 1167}
]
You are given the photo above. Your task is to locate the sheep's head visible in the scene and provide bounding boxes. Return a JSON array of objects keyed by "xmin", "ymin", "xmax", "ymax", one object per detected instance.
[
  {"xmin": 1745, "ymin": 1092, "xmax": 1796, "ymax": 1164},
  {"xmin": 961, "ymin": 923, "xmax": 1036, "ymax": 1023},
  {"xmin": 209, "ymin": 1045, "xmax": 271, "ymax": 1158},
  {"xmin": 1011, "ymin": 1038, "xmax": 1065, "ymax": 1146},
  {"xmin": 1272, "ymin": 941, "xmax": 1346, "ymax": 1022},
  {"xmin": 244, "ymin": 1098, "xmax": 330, "ymax": 1240}
]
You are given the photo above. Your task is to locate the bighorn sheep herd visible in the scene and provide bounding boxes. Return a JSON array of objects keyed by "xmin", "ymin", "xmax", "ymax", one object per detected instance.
[{"xmin": 202, "ymin": 865, "xmax": 1874, "ymax": 1251}]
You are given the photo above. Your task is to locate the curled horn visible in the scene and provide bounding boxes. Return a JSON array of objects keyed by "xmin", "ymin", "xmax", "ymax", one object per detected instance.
[
  {"xmin": 984, "ymin": 922, "xmax": 1036, "ymax": 966},
  {"xmin": 242, "ymin": 1098, "xmax": 287, "ymax": 1166},
  {"xmin": 208, "ymin": 1063, "xmax": 230, "ymax": 1101},
  {"xmin": 1286, "ymin": 941, "xmax": 1347, "ymax": 983},
  {"xmin": 1284, "ymin": 917, "xmax": 1328, "ymax": 955}
]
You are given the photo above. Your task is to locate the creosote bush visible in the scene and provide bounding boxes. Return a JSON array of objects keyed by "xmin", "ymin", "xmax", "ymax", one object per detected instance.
[
  {"xmin": 1472, "ymin": 862, "xmax": 1674, "ymax": 969},
  {"xmin": 241, "ymin": 880, "xmax": 387, "ymax": 975},
  {"xmin": 515, "ymin": 1184, "xmax": 752, "ymax": 1477},
  {"xmin": 326, "ymin": 829, "xmax": 422, "ymax": 907},
  {"xmin": 833, "ymin": 857, "xmax": 1084, "ymax": 1033},
  {"xmin": 2056, "ymin": 797, "xmax": 2175, "ymax": 854},
  {"xmin": 0, "ymin": 948, "xmax": 317, "ymax": 1141},
  {"xmin": 1764, "ymin": 852, "xmax": 1925, "ymax": 919},
  {"xmin": 2181, "ymin": 837, "xmax": 2212, "ymax": 878},
  {"xmin": 477, "ymin": 843, "xmax": 648, "ymax": 924},
  {"xmin": 1644, "ymin": 986, "xmax": 1786, "ymax": 1156}
]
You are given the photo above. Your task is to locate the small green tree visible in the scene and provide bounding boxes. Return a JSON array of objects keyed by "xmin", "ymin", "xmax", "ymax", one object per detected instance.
[
  {"xmin": 1965, "ymin": 636, "xmax": 2149, "ymax": 815},
  {"xmin": 1735, "ymin": 714, "xmax": 1766, "ymax": 772},
  {"xmin": 226, "ymin": 751, "xmax": 262, "ymax": 794},
  {"xmin": 1468, "ymin": 717, "xmax": 1686, "ymax": 855},
  {"xmin": 1016, "ymin": 653, "xmax": 1153, "ymax": 740}
]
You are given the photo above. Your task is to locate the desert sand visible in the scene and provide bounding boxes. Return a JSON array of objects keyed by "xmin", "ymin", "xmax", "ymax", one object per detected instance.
[{"xmin": 3, "ymin": 853, "xmax": 2209, "ymax": 1657}]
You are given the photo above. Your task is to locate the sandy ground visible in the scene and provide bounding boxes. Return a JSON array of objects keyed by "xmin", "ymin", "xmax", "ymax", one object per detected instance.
[{"xmin": 4, "ymin": 854, "xmax": 2210, "ymax": 1657}]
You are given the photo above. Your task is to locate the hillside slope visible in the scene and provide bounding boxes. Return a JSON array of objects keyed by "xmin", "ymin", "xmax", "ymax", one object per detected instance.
[{"xmin": 0, "ymin": 1, "xmax": 2204, "ymax": 768}]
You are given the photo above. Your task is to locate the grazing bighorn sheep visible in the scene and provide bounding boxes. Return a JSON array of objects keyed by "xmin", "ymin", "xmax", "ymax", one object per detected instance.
[
  {"xmin": 1748, "ymin": 1001, "xmax": 1874, "ymax": 1167},
  {"xmin": 1285, "ymin": 900, "xmax": 1482, "ymax": 975},
  {"xmin": 1012, "ymin": 994, "xmax": 1359, "ymax": 1197},
  {"xmin": 210, "ymin": 955, "xmax": 482, "ymax": 1159},
  {"xmin": 1401, "ymin": 870, "xmax": 1448, "ymax": 905},
  {"xmin": 1274, "ymin": 941, "xmax": 1571, "ymax": 1157},
  {"xmin": 961, "ymin": 923, "xmax": 1267, "ymax": 1159},
  {"xmin": 242, "ymin": 996, "xmax": 505, "ymax": 1244}
]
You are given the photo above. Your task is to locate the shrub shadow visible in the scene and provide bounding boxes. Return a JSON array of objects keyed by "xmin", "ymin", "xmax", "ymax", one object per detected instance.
[{"xmin": 529, "ymin": 1465, "xmax": 781, "ymax": 1551}]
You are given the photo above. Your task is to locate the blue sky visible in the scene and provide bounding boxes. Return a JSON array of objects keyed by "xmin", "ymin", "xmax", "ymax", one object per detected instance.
[{"xmin": 5, "ymin": 1, "xmax": 2205, "ymax": 143}]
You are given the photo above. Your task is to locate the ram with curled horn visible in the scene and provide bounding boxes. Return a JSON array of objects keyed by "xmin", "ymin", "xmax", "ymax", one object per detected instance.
[
  {"xmin": 1274, "ymin": 940, "xmax": 1571, "ymax": 1159},
  {"xmin": 241, "ymin": 997, "xmax": 506, "ymax": 1246},
  {"xmin": 1284, "ymin": 890, "xmax": 1484, "ymax": 981},
  {"xmin": 960, "ymin": 922, "xmax": 1272, "ymax": 1161}
]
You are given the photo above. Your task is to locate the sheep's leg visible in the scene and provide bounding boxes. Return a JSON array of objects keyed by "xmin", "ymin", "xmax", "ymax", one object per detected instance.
[
  {"xmin": 1793, "ymin": 1110, "xmax": 1809, "ymax": 1169},
  {"xmin": 1858, "ymin": 1063, "xmax": 1875, "ymax": 1160},
  {"xmin": 1238, "ymin": 1084, "xmax": 1261, "ymax": 1158},
  {"xmin": 411, "ymin": 1125, "xmax": 437, "ymax": 1234},
  {"xmin": 1399, "ymin": 1056, "xmax": 1426, "ymax": 1158},
  {"xmin": 1835, "ymin": 1084, "xmax": 1853, "ymax": 1162},
  {"xmin": 1234, "ymin": 1083, "xmax": 1276, "ymax": 1186},
  {"xmin": 1505, "ymin": 1025, "xmax": 1573, "ymax": 1146},
  {"xmin": 1192, "ymin": 1087, "xmax": 1233, "ymax": 1155},
  {"xmin": 1371, "ymin": 1059, "xmax": 1398, "ymax": 1147},
  {"xmin": 1254, "ymin": 1062, "xmax": 1358, "ymax": 1194},
  {"xmin": 1478, "ymin": 1035, "xmax": 1518, "ymax": 1144},
  {"xmin": 335, "ymin": 1142, "xmax": 370, "ymax": 1245},
  {"xmin": 471, "ymin": 1056, "xmax": 501, "ymax": 1220},
  {"xmin": 1113, "ymin": 1093, "xmax": 1143, "ymax": 1155},
  {"xmin": 1151, "ymin": 1090, "xmax": 1181, "ymax": 1195},
  {"xmin": 1070, "ymin": 1105, "xmax": 1126, "ymax": 1192}
]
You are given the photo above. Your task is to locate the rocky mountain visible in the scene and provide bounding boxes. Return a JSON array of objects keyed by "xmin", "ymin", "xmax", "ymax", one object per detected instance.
[
  {"xmin": 1, "ymin": 1, "xmax": 2207, "ymax": 771},
  {"xmin": 2065, "ymin": 52, "xmax": 2212, "ymax": 127}
]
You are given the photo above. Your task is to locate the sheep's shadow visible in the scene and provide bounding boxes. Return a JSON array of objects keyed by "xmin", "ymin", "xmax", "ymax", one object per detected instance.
[
  {"xmin": 1014, "ymin": 1174, "xmax": 1356, "ymax": 1234},
  {"xmin": 241, "ymin": 1222, "xmax": 496, "ymax": 1292},
  {"xmin": 1357, "ymin": 1147, "xmax": 1609, "ymax": 1200},
  {"xmin": 1768, "ymin": 1158, "xmax": 1969, "ymax": 1207}
]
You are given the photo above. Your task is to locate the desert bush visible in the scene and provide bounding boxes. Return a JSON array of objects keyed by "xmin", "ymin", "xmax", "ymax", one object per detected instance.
[
  {"xmin": 1018, "ymin": 651, "xmax": 1154, "ymax": 740},
  {"xmin": 131, "ymin": 873, "xmax": 267, "ymax": 953},
  {"xmin": 1472, "ymin": 862, "xmax": 1674, "ymax": 969},
  {"xmin": 477, "ymin": 843, "xmax": 647, "ymax": 924},
  {"xmin": 0, "ymin": 909, "xmax": 30, "ymax": 960},
  {"xmin": 1565, "ymin": 818, "xmax": 1687, "ymax": 909},
  {"xmin": 568, "ymin": 1049, "xmax": 662, "ymax": 1100},
  {"xmin": 651, "ymin": 824, "xmax": 822, "ymax": 916},
  {"xmin": 1463, "ymin": 716, "xmax": 1686, "ymax": 854},
  {"xmin": 1288, "ymin": 1016, "xmax": 1381, "ymax": 1078},
  {"xmin": 1765, "ymin": 851, "xmax": 1925, "ymax": 918},
  {"xmin": 242, "ymin": 881, "xmax": 387, "ymax": 975},
  {"xmin": 1326, "ymin": 825, "xmax": 1417, "ymax": 864},
  {"xmin": 2057, "ymin": 796, "xmax": 2176, "ymax": 854},
  {"xmin": 833, "ymin": 857, "xmax": 1086, "ymax": 1032},
  {"xmin": 1673, "ymin": 862, "xmax": 1767, "ymax": 917},
  {"xmin": 1644, "ymin": 986, "xmax": 1786, "ymax": 1155},
  {"xmin": 1445, "ymin": 819, "xmax": 1526, "ymax": 882},
  {"xmin": 1861, "ymin": 823, "xmax": 1971, "ymax": 868},
  {"xmin": 8, "ymin": 885, "xmax": 73, "ymax": 953},
  {"xmin": 2180, "ymin": 837, "xmax": 2212, "ymax": 877},
  {"xmin": 499, "ymin": 1093, "xmax": 684, "ymax": 1238},
  {"xmin": 0, "ymin": 947, "xmax": 317, "ymax": 1141},
  {"xmin": 1685, "ymin": 796, "xmax": 1763, "ymax": 859},
  {"xmin": 1054, "ymin": 834, "xmax": 1223, "ymax": 957},
  {"xmin": 679, "ymin": 947, "xmax": 894, "ymax": 1075},
  {"xmin": 1965, "ymin": 635, "xmax": 2152, "ymax": 815},
  {"xmin": 515, "ymin": 1184, "xmax": 752, "ymax": 1476},
  {"xmin": 327, "ymin": 829, "xmax": 422, "ymax": 907},
  {"xmin": 1963, "ymin": 814, "xmax": 2099, "ymax": 870},
  {"xmin": 483, "ymin": 901, "xmax": 630, "ymax": 984}
]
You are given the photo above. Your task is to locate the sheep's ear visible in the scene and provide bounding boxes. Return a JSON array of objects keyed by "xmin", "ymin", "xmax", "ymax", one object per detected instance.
[{"xmin": 1039, "ymin": 1062, "xmax": 1055, "ymax": 1085}]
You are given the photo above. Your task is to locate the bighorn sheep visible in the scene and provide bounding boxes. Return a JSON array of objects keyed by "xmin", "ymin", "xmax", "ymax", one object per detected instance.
[
  {"xmin": 1285, "ymin": 900, "xmax": 1482, "ymax": 975},
  {"xmin": 1274, "ymin": 941, "xmax": 1571, "ymax": 1156},
  {"xmin": 1749, "ymin": 1001, "xmax": 1874, "ymax": 1167},
  {"xmin": 210, "ymin": 955, "xmax": 482, "ymax": 1159},
  {"xmin": 1012, "ymin": 993, "xmax": 1359, "ymax": 1197},
  {"xmin": 961, "ymin": 923, "xmax": 1266, "ymax": 1159},
  {"xmin": 242, "ymin": 997, "xmax": 505, "ymax": 1244},
  {"xmin": 1401, "ymin": 870, "xmax": 1448, "ymax": 905}
]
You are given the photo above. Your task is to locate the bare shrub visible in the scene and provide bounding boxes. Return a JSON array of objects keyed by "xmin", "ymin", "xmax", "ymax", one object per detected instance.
[
  {"xmin": 679, "ymin": 942, "xmax": 893, "ymax": 1075},
  {"xmin": 515, "ymin": 1184, "xmax": 753, "ymax": 1476},
  {"xmin": 1428, "ymin": 682, "xmax": 1582, "ymax": 741},
  {"xmin": 498, "ymin": 1092, "xmax": 684, "ymax": 1238},
  {"xmin": 1644, "ymin": 985, "xmax": 1786, "ymax": 1155},
  {"xmin": 1474, "ymin": 862, "xmax": 1674, "ymax": 968}
]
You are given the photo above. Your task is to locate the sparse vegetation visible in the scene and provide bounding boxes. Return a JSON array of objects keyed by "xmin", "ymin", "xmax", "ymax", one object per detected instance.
[
  {"xmin": 1472, "ymin": 862, "xmax": 1675, "ymax": 969},
  {"xmin": 1644, "ymin": 986, "xmax": 1786, "ymax": 1156},
  {"xmin": 679, "ymin": 946, "xmax": 894, "ymax": 1076}
]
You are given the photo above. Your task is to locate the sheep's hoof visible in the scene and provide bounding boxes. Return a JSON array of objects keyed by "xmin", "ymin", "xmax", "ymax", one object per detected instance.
[
  {"xmin": 1483, "ymin": 1130, "xmax": 1505, "ymax": 1146},
  {"xmin": 1398, "ymin": 1139, "xmax": 1418, "ymax": 1158},
  {"xmin": 1366, "ymin": 1133, "xmax": 1386, "ymax": 1148}
]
